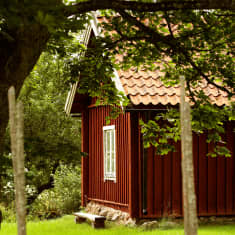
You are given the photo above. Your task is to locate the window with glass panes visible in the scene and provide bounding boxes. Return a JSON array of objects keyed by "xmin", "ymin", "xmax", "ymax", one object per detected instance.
[{"xmin": 103, "ymin": 125, "xmax": 116, "ymax": 181}]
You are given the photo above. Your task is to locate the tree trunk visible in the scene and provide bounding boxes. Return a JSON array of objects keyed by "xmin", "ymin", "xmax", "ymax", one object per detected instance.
[
  {"xmin": 16, "ymin": 101, "xmax": 26, "ymax": 235},
  {"xmin": 8, "ymin": 87, "xmax": 26, "ymax": 235},
  {"xmin": 0, "ymin": 23, "xmax": 50, "ymax": 156},
  {"xmin": 180, "ymin": 76, "xmax": 198, "ymax": 235}
]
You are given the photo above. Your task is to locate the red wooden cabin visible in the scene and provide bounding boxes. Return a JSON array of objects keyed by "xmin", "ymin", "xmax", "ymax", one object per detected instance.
[{"xmin": 65, "ymin": 15, "xmax": 235, "ymax": 219}]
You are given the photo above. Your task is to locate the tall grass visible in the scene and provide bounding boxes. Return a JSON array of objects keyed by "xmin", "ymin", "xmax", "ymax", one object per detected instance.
[{"xmin": 2, "ymin": 215, "xmax": 235, "ymax": 235}]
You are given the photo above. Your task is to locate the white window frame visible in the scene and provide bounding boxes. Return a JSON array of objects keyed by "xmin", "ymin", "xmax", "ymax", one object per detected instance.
[{"xmin": 103, "ymin": 125, "xmax": 116, "ymax": 182}]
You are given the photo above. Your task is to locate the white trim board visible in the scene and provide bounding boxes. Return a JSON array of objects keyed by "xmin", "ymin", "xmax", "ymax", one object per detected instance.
[
  {"xmin": 64, "ymin": 23, "xmax": 92, "ymax": 115},
  {"xmin": 65, "ymin": 12, "xmax": 125, "ymax": 115}
]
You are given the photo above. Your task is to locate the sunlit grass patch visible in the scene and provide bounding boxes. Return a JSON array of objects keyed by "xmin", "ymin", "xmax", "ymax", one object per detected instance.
[{"xmin": 2, "ymin": 215, "xmax": 235, "ymax": 235}]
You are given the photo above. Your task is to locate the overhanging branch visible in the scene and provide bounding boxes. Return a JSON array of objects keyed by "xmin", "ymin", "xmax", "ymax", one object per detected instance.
[
  {"xmin": 117, "ymin": 10, "xmax": 233, "ymax": 96},
  {"xmin": 63, "ymin": 0, "xmax": 235, "ymax": 16}
]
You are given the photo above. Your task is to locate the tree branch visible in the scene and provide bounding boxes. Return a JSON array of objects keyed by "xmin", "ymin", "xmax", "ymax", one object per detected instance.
[
  {"xmin": 26, "ymin": 177, "xmax": 54, "ymax": 207},
  {"xmin": 26, "ymin": 161, "xmax": 59, "ymax": 207},
  {"xmin": 118, "ymin": 9, "xmax": 170, "ymax": 44},
  {"xmin": 117, "ymin": 10, "xmax": 233, "ymax": 96},
  {"xmin": 164, "ymin": 12, "xmax": 174, "ymax": 38},
  {"xmin": 63, "ymin": 0, "xmax": 235, "ymax": 16},
  {"xmin": 182, "ymin": 51, "xmax": 233, "ymax": 95},
  {"xmin": 186, "ymin": 80, "xmax": 197, "ymax": 104}
]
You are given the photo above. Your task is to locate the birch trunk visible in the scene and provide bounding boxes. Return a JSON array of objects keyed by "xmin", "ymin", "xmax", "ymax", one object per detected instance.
[
  {"xmin": 8, "ymin": 86, "xmax": 27, "ymax": 235},
  {"xmin": 180, "ymin": 76, "xmax": 198, "ymax": 235}
]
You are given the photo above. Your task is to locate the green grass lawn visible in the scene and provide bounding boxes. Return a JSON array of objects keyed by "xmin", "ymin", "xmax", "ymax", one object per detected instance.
[{"xmin": 2, "ymin": 215, "xmax": 235, "ymax": 235}]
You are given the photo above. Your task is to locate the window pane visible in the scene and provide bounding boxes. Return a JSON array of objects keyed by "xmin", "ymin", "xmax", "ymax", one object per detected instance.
[
  {"xmin": 107, "ymin": 153, "xmax": 110, "ymax": 172},
  {"xmin": 111, "ymin": 131, "xmax": 114, "ymax": 150},
  {"xmin": 107, "ymin": 131, "xmax": 110, "ymax": 152},
  {"xmin": 112, "ymin": 152, "xmax": 115, "ymax": 173},
  {"xmin": 103, "ymin": 132, "xmax": 106, "ymax": 154}
]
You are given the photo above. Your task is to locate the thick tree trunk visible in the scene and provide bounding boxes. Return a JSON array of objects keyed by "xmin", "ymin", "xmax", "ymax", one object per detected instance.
[{"xmin": 0, "ymin": 23, "xmax": 50, "ymax": 155}]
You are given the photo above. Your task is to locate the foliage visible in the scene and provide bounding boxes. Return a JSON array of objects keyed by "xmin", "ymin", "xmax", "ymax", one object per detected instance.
[
  {"xmin": 0, "ymin": 1, "xmax": 234, "ymax": 158},
  {"xmin": 87, "ymin": 9, "xmax": 234, "ymax": 156},
  {"xmin": 29, "ymin": 190, "xmax": 62, "ymax": 220},
  {"xmin": 21, "ymin": 52, "xmax": 81, "ymax": 163},
  {"xmin": 53, "ymin": 164, "xmax": 81, "ymax": 214},
  {"xmin": 0, "ymin": 50, "xmax": 81, "ymax": 209},
  {"xmin": 140, "ymin": 101, "xmax": 234, "ymax": 157},
  {"xmin": 0, "ymin": 152, "xmax": 14, "ymax": 205},
  {"xmin": 0, "ymin": 204, "xmax": 15, "ymax": 223},
  {"xmin": 29, "ymin": 165, "xmax": 81, "ymax": 220},
  {"xmin": 140, "ymin": 109, "xmax": 234, "ymax": 157},
  {"xmin": 97, "ymin": 10, "xmax": 234, "ymax": 92},
  {"xmin": 20, "ymin": 51, "xmax": 81, "ymax": 202},
  {"xmin": 140, "ymin": 110, "xmax": 180, "ymax": 155}
]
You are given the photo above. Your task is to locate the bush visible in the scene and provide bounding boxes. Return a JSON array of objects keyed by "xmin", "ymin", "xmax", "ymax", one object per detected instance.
[
  {"xmin": 0, "ymin": 204, "xmax": 16, "ymax": 223},
  {"xmin": 53, "ymin": 164, "xmax": 81, "ymax": 214},
  {"xmin": 30, "ymin": 164, "xmax": 81, "ymax": 220},
  {"xmin": 29, "ymin": 190, "xmax": 62, "ymax": 220}
]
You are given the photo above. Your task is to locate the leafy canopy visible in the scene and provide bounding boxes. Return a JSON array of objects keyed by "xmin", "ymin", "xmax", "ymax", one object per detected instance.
[
  {"xmin": 0, "ymin": 1, "xmax": 234, "ymax": 158},
  {"xmin": 76, "ymin": 8, "xmax": 234, "ymax": 156}
]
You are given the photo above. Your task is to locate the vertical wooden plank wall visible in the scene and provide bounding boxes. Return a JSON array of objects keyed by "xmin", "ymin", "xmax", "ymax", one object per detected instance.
[
  {"xmin": 141, "ymin": 121, "xmax": 235, "ymax": 218},
  {"xmin": 198, "ymin": 134, "xmax": 208, "ymax": 215},
  {"xmin": 129, "ymin": 112, "xmax": 140, "ymax": 218},
  {"xmin": 172, "ymin": 140, "xmax": 182, "ymax": 216},
  {"xmin": 83, "ymin": 105, "xmax": 235, "ymax": 218},
  {"xmin": 142, "ymin": 141, "xmax": 182, "ymax": 218},
  {"xmin": 226, "ymin": 122, "xmax": 235, "ymax": 214},
  {"xmin": 81, "ymin": 111, "xmax": 89, "ymax": 207},
  {"xmin": 87, "ymin": 106, "xmax": 130, "ymax": 211}
]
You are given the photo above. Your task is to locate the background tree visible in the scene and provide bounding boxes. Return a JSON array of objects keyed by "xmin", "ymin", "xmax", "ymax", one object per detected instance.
[
  {"xmin": 1, "ymin": 50, "xmax": 81, "ymax": 209},
  {"xmin": 21, "ymin": 52, "xmax": 81, "ymax": 206}
]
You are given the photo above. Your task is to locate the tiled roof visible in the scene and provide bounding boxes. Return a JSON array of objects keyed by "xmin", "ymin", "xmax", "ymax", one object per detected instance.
[
  {"xmin": 118, "ymin": 68, "xmax": 234, "ymax": 106},
  {"xmin": 96, "ymin": 15, "xmax": 234, "ymax": 107}
]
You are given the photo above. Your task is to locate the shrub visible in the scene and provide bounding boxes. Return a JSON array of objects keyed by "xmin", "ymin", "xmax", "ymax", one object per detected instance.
[
  {"xmin": 0, "ymin": 204, "xmax": 16, "ymax": 222},
  {"xmin": 53, "ymin": 164, "xmax": 81, "ymax": 214},
  {"xmin": 29, "ymin": 190, "xmax": 62, "ymax": 220},
  {"xmin": 30, "ymin": 164, "xmax": 81, "ymax": 219}
]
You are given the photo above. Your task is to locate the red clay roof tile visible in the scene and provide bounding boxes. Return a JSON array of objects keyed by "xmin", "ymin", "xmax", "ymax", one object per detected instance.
[{"xmin": 118, "ymin": 69, "xmax": 234, "ymax": 106}]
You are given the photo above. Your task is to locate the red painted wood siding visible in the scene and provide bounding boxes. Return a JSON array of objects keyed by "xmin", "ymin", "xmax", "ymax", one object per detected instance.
[
  {"xmin": 141, "ymin": 121, "xmax": 235, "ymax": 218},
  {"xmin": 86, "ymin": 106, "xmax": 130, "ymax": 211},
  {"xmin": 82, "ymin": 106, "xmax": 235, "ymax": 219},
  {"xmin": 81, "ymin": 111, "xmax": 89, "ymax": 206}
]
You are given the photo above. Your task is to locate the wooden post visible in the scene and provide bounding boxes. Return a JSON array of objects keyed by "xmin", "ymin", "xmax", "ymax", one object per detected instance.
[
  {"xmin": 8, "ymin": 86, "xmax": 27, "ymax": 235},
  {"xmin": 180, "ymin": 76, "xmax": 198, "ymax": 235}
]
